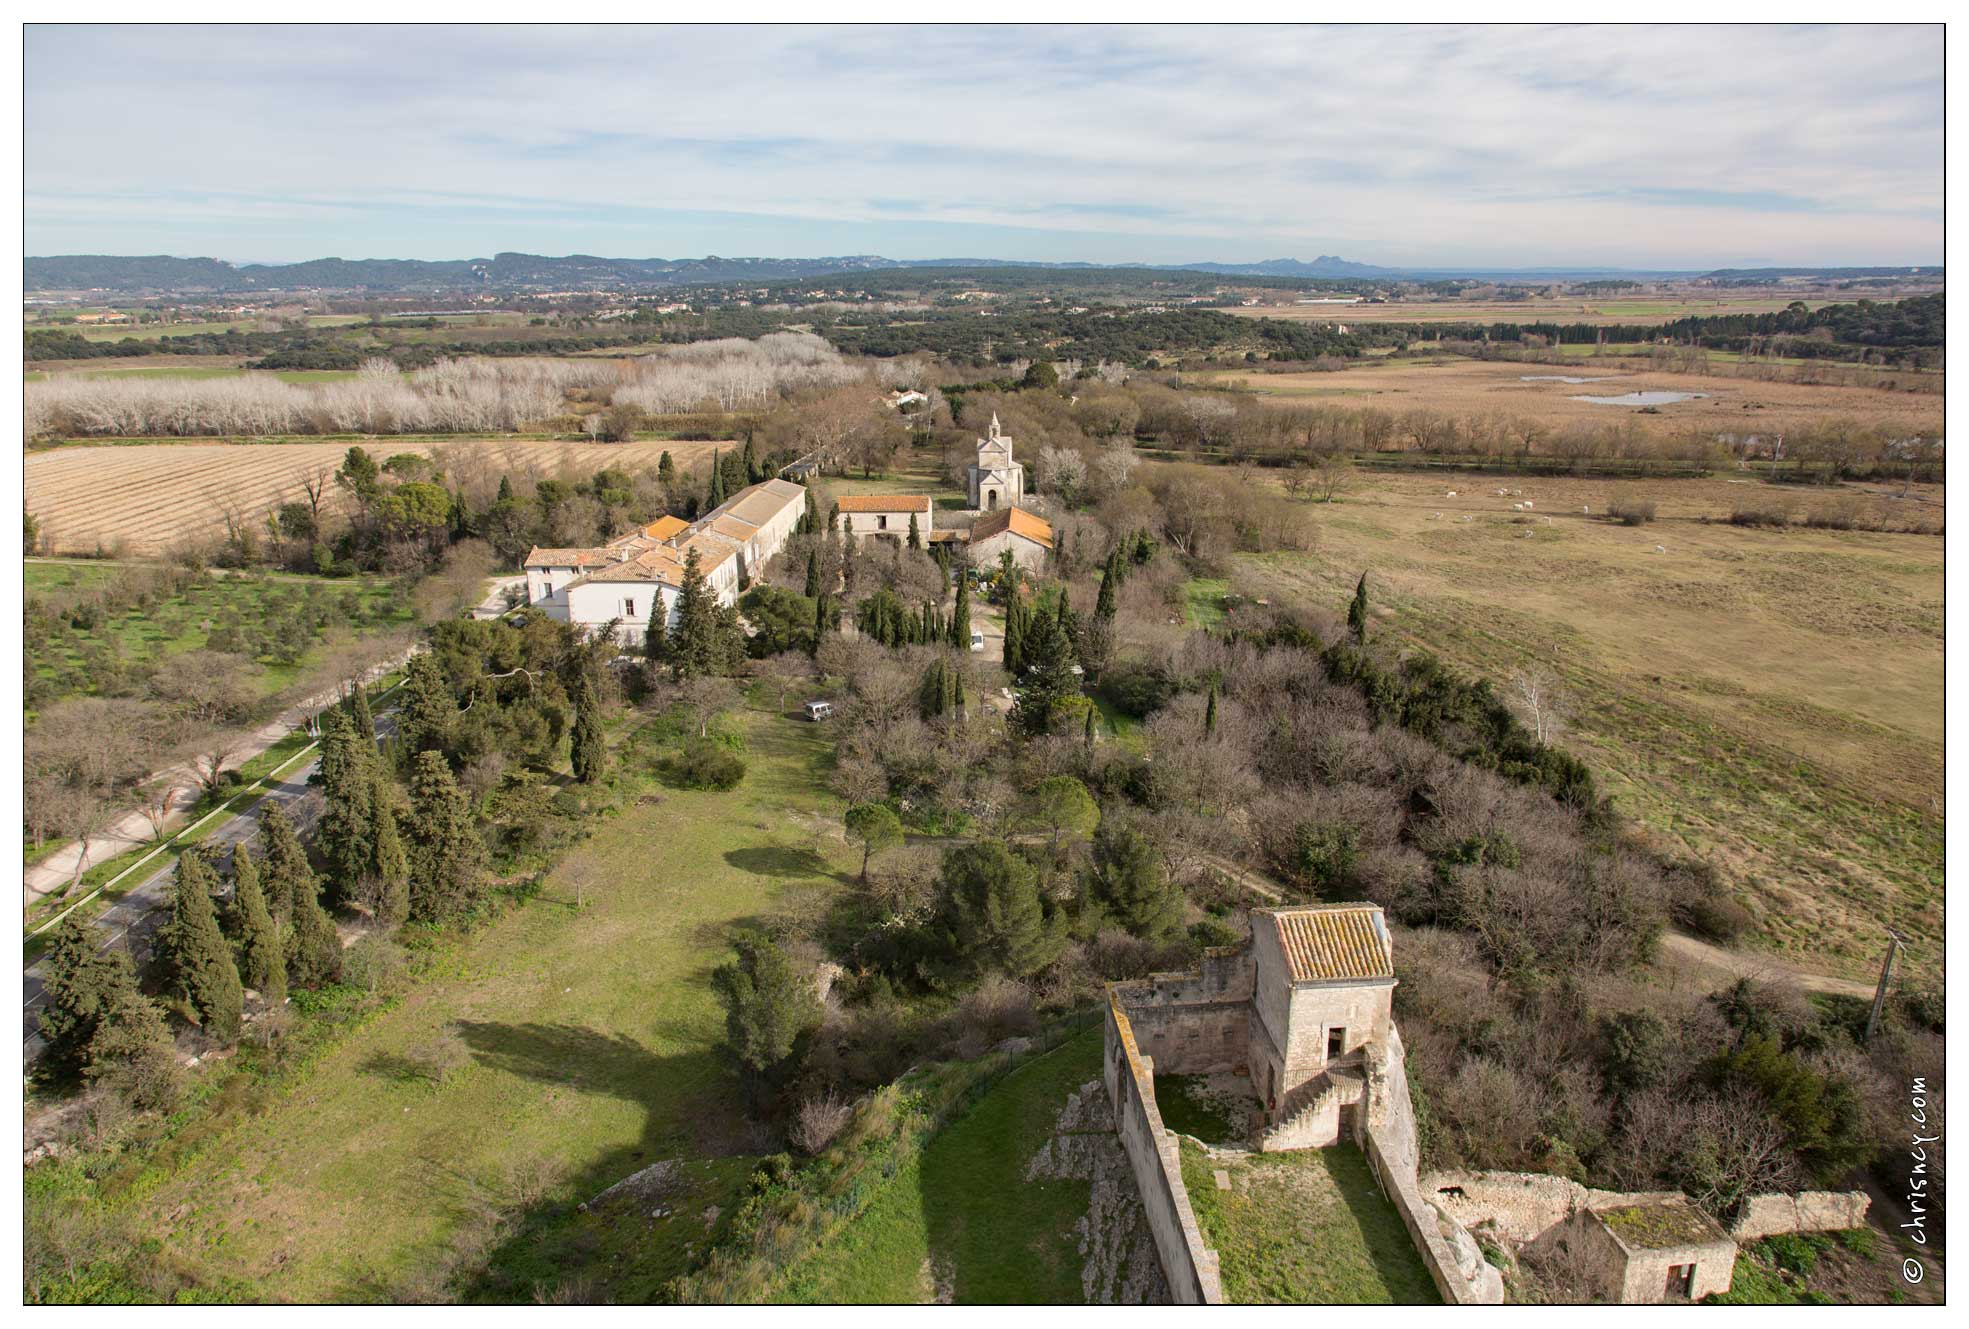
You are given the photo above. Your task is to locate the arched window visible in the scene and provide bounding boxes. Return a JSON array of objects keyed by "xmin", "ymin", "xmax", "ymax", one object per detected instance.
[{"xmin": 986, "ymin": 489, "xmax": 998, "ymax": 509}]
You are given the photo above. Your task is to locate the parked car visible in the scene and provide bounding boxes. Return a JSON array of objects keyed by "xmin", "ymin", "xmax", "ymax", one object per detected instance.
[
  {"xmin": 970, "ymin": 628, "xmax": 986, "ymax": 652},
  {"xmin": 803, "ymin": 700, "xmax": 835, "ymax": 721}
]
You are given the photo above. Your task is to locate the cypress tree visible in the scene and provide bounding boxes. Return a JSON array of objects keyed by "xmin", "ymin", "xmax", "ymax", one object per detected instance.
[
  {"xmin": 369, "ymin": 778, "xmax": 411, "ymax": 930},
  {"xmin": 84, "ymin": 956, "xmax": 181, "ymax": 1112},
  {"xmin": 907, "ymin": 512, "xmax": 922, "ymax": 550},
  {"xmin": 406, "ymin": 750, "xmax": 486, "ymax": 926},
  {"xmin": 1204, "ymin": 685, "xmax": 1218, "ymax": 739},
  {"xmin": 658, "ymin": 451, "xmax": 676, "ymax": 488},
  {"xmin": 37, "ymin": 915, "xmax": 125, "ymax": 1080},
  {"xmin": 259, "ymin": 804, "xmax": 317, "ymax": 923},
  {"xmin": 803, "ymin": 548, "xmax": 822, "ymax": 599},
  {"xmin": 801, "ymin": 484, "xmax": 818, "ymax": 535},
  {"xmin": 1085, "ymin": 705, "xmax": 1097, "ymax": 748},
  {"xmin": 286, "ymin": 880, "xmax": 344, "ymax": 990},
  {"xmin": 315, "ymin": 708, "xmax": 375, "ymax": 907},
  {"xmin": 1095, "ymin": 560, "xmax": 1118, "ymax": 620},
  {"xmin": 1348, "ymin": 572, "xmax": 1370, "ymax": 645},
  {"xmin": 741, "ymin": 437, "xmax": 758, "ymax": 484},
  {"xmin": 1011, "ymin": 609, "xmax": 1080, "ymax": 738},
  {"xmin": 707, "ymin": 450, "xmax": 727, "ymax": 508},
  {"xmin": 1002, "ymin": 582, "xmax": 1026, "ymax": 675},
  {"xmin": 645, "ymin": 591, "xmax": 671, "ymax": 662},
  {"xmin": 670, "ymin": 547, "xmax": 735, "ymax": 681},
  {"xmin": 949, "ymin": 575, "xmax": 972, "ymax": 650},
  {"xmin": 229, "ymin": 845, "xmax": 284, "ymax": 1004},
  {"xmin": 570, "ymin": 669, "xmax": 606, "ymax": 784},
  {"xmin": 348, "ymin": 679, "xmax": 377, "ymax": 755},
  {"xmin": 811, "ymin": 592, "xmax": 833, "ymax": 657},
  {"xmin": 1055, "ymin": 586, "xmax": 1077, "ymax": 644},
  {"xmin": 397, "ymin": 654, "xmax": 455, "ymax": 761},
  {"xmin": 159, "ymin": 850, "xmax": 243, "ymax": 1042},
  {"xmin": 497, "ymin": 474, "xmax": 514, "ymax": 503}
]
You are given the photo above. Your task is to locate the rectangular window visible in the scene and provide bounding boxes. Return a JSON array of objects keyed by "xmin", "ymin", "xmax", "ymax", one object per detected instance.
[
  {"xmin": 624, "ymin": 598, "xmax": 636, "ymax": 618},
  {"xmin": 543, "ymin": 583, "xmax": 554, "ymax": 598},
  {"xmin": 1327, "ymin": 1028, "xmax": 1346, "ymax": 1060},
  {"xmin": 878, "ymin": 514, "xmax": 888, "ymax": 530}
]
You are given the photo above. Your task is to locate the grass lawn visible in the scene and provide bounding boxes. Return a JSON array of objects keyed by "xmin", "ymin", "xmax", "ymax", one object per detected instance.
[
  {"xmin": 776, "ymin": 1027, "xmax": 1106, "ymax": 1304},
  {"xmin": 1153, "ymin": 1074, "xmax": 1247, "ymax": 1145},
  {"xmin": 74, "ymin": 700, "xmax": 852, "ymax": 1302},
  {"xmin": 1180, "ymin": 1142, "xmax": 1439, "ymax": 1304},
  {"xmin": 1181, "ymin": 578, "xmax": 1230, "ymax": 630},
  {"xmin": 26, "ymin": 566, "xmax": 412, "ymax": 707}
]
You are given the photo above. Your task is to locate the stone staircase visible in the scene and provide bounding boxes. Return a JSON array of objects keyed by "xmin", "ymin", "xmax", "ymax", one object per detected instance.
[{"xmin": 1257, "ymin": 1068, "xmax": 1364, "ymax": 1153}]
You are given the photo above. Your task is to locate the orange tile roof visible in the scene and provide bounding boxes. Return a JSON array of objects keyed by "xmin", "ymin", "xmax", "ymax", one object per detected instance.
[
  {"xmin": 524, "ymin": 546, "xmax": 611, "ymax": 569},
  {"xmin": 566, "ymin": 548, "xmax": 684, "ymax": 587},
  {"xmin": 970, "ymin": 506, "xmax": 1053, "ymax": 549},
  {"xmin": 1267, "ymin": 905, "xmax": 1393, "ymax": 983},
  {"xmin": 837, "ymin": 494, "xmax": 932, "ymax": 513},
  {"xmin": 642, "ymin": 515, "xmax": 688, "ymax": 540}
]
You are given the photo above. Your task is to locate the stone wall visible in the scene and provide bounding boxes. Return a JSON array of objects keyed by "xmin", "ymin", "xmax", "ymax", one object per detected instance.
[
  {"xmin": 1729, "ymin": 1191, "xmax": 1872, "ymax": 1242},
  {"xmin": 1109, "ymin": 947, "xmax": 1254, "ymax": 1078},
  {"xmin": 1357, "ymin": 1027, "xmax": 1505, "ymax": 1305},
  {"xmin": 1102, "ymin": 993, "xmax": 1224, "ymax": 1305}
]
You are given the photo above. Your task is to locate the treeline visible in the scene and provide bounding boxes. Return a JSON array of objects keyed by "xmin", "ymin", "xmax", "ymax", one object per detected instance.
[
  {"xmin": 1373, "ymin": 293, "xmax": 1945, "ymax": 364},
  {"xmin": 811, "ymin": 306, "xmax": 1364, "ymax": 366}
]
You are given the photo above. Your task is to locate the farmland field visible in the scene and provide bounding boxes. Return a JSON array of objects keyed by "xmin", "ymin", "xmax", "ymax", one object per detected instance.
[
  {"xmin": 1196, "ymin": 356, "xmax": 1946, "ymax": 437},
  {"xmin": 1233, "ymin": 295, "xmax": 1848, "ymax": 325},
  {"xmin": 1220, "ymin": 468, "xmax": 1944, "ymax": 978},
  {"xmin": 24, "ymin": 437, "xmax": 727, "ymax": 556},
  {"xmin": 28, "ymin": 313, "xmax": 375, "ymax": 342},
  {"xmin": 24, "ymin": 562, "xmax": 413, "ymax": 709}
]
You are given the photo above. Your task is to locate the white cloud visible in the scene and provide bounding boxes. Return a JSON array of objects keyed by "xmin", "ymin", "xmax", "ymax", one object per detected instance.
[{"xmin": 25, "ymin": 23, "xmax": 1942, "ymax": 265}]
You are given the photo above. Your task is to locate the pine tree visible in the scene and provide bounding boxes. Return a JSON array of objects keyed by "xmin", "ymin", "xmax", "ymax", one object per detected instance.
[
  {"xmin": 397, "ymin": 654, "xmax": 455, "ymax": 761},
  {"xmin": 570, "ymin": 668, "xmax": 606, "ymax": 784},
  {"xmin": 286, "ymin": 880, "xmax": 344, "ymax": 990},
  {"xmin": 1091, "ymin": 822, "xmax": 1184, "ymax": 941},
  {"xmin": 803, "ymin": 548, "xmax": 822, "ymax": 599},
  {"xmin": 711, "ymin": 929, "xmax": 823, "ymax": 1107},
  {"xmin": 406, "ymin": 750, "xmax": 485, "ymax": 925},
  {"xmin": 949, "ymin": 574, "xmax": 971, "ymax": 650},
  {"xmin": 36, "ymin": 916, "xmax": 125, "ymax": 1079},
  {"xmin": 84, "ymin": 956, "xmax": 181, "ymax": 1112},
  {"xmin": 229, "ymin": 845, "xmax": 284, "ymax": 1004},
  {"xmin": 907, "ymin": 512, "xmax": 922, "ymax": 550},
  {"xmin": 159, "ymin": 850, "xmax": 244, "ymax": 1042},
  {"xmin": 259, "ymin": 804, "xmax": 317, "ymax": 923},
  {"xmin": 369, "ymin": 778, "xmax": 411, "ymax": 929},
  {"xmin": 1348, "ymin": 572, "xmax": 1370, "ymax": 645},
  {"xmin": 1204, "ymin": 685, "xmax": 1218, "ymax": 739},
  {"xmin": 315, "ymin": 708, "xmax": 375, "ymax": 907},
  {"xmin": 938, "ymin": 841, "xmax": 1065, "ymax": 977},
  {"xmin": 348, "ymin": 680, "xmax": 377, "ymax": 755}
]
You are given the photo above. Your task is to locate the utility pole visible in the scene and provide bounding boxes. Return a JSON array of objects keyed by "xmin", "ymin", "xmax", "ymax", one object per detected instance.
[{"xmin": 1864, "ymin": 928, "xmax": 1902, "ymax": 1045}]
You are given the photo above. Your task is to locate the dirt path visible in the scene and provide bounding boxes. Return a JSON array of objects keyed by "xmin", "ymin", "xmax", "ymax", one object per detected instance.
[{"xmin": 1656, "ymin": 931, "xmax": 1878, "ymax": 1000}]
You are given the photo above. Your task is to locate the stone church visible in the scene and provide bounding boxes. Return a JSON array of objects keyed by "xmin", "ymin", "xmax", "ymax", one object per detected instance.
[{"xmin": 967, "ymin": 413, "xmax": 1025, "ymax": 510}]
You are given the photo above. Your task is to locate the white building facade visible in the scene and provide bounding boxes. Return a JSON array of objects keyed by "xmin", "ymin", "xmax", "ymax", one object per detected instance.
[{"xmin": 966, "ymin": 414, "xmax": 1025, "ymax": 510}]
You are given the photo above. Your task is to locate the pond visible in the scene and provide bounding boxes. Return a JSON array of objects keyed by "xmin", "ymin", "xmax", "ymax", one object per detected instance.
[{"xmin": 1570, "ymin": 390, "xmax": 1711, "ymax": 406}]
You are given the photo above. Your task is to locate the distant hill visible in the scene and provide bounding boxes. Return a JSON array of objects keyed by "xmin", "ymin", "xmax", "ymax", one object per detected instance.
[{"xmin": 24, "ymin": 252, "xmax": 1942, "ymax": 296}]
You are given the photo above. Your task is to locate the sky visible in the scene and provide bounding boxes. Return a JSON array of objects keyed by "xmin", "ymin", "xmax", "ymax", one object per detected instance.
[{"xmin": 24, "ymin": 23, "xmax": 1944, "ymax": 270}]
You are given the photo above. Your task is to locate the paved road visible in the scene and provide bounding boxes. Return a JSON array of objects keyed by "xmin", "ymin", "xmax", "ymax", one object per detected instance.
[
  {"xmin": 25, "ymin": 647, "xmax": 417, "ymax": 906},
  {"xmin": 22, "ymin": 709, "xmax": 398, "ymax": 1064}
]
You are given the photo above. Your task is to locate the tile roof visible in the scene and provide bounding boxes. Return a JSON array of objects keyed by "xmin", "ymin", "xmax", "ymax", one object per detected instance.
[
  {"xmin": 642, "ymin": 515, "xmax": 688, "ymax": 540},
  {"xmin": 726, "ymin": 484, "xmax": 803, "ymax": 528},
  {"xmin": 710, "ymin": 513, "xmax": 761, "ymax": 542},
  {"xmin": 837, "ymin": 494, "xmax": 932, "ymax": 513},
  {"xmin": 1267, "ymin": 905, "xmax": 1393, "ymax": 983},
  {"xmin": 970, "ymin": 506, "xmax": 1054, "ymax": 549},
  {"xmin": 524, "ymin": 547, "xmax": 611, "ymax": 569},
  {"xmin": 565, "ymin": 548, "xmax": 683, "ymax": 587},
  {"xmin": 676, "ymin": 530, "xmax": 741, "ymax": 571}
]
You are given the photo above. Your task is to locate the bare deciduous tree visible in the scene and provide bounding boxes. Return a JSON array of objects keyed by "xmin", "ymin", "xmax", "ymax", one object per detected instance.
[{"xmin": 1508, "ymin": 665, "xmax": 1570, "ymax": 747}]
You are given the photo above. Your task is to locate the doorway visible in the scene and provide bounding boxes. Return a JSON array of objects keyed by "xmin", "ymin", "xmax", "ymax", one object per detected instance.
[
  {"xmin": 1327, "ymin": 1027, "xmax": 1346, "ymax": 1060},
  {"xmin": 1666, "ymin": 1264, "xmax": 1695, "ymax": 1300}
]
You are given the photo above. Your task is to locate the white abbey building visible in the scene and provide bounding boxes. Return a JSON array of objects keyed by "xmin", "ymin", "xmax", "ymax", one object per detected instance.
[
  {"xmin": 522, "ymin": 478, "xmax": 806, "ymax": 645},
  {"xmin": 967, "ymin": 414, "xmax": 1025, "ymax": 511}
]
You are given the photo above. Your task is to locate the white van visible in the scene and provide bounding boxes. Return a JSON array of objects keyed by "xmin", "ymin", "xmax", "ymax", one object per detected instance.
[
  {"xmin": 970, "ymin": 628, "xmax": 986, "ymax": 652},
  {"xmin": 803, "ymin": 700, "xmax": 835, "ymax": 722}
]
